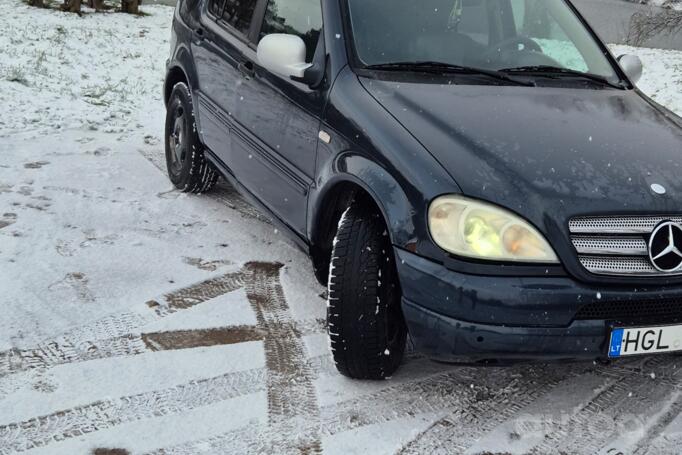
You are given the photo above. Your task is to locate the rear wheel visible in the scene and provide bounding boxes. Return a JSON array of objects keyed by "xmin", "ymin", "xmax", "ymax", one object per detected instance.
[
  {"xmin": 327, "ymin": 198, "xmax": 407, "ymax": 379},
  {"xmin": 165, "ymin": 83, "xmax": 218, "ymax": 194}
]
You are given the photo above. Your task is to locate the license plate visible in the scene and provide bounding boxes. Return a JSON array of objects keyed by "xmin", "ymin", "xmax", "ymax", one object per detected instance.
[{"xmin": 609, "ymin": 324, "xmax": 682, "ymax": 358}]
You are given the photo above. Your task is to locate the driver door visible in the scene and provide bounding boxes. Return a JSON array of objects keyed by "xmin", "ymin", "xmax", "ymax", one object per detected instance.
[{"xmin": 228, "ymin": 0, "xmax": 324, "ymax": 236}]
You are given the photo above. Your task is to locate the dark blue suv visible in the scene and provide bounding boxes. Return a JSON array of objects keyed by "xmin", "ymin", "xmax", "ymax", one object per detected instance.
[{"xmin": 164, "ymin": 0, "xmax": 682, "ymax": 379}]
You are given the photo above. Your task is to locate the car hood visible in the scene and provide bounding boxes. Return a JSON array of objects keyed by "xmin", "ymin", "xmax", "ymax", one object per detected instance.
[{"xmin": 360, "ymin": 78, "xmax": 682, "ymax": 231}]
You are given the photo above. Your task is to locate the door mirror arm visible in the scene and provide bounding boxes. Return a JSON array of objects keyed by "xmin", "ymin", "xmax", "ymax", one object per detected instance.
[
  {"xmin": 291, "ymin": 56, "xmax": 326, "ymax": 89},
  {"xmin": 291, "ymin": 33, "xmax": 326, "ymax": 90}
]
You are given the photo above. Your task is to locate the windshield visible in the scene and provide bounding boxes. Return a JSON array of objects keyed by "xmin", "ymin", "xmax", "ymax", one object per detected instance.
[{"xmin": 346, "ymin": 0, "xmax": 619, "ymax": 82}]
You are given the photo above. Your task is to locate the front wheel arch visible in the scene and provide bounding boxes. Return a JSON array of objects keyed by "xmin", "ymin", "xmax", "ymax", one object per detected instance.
[
  {"xmin": 164, "ymin": 66, "xmax": 189, "ymax": 107},
  {"xmin": 309, "ymin": 180, "xmax": 384, "ymax": 285},
  {"xmin": 308, "ymin": 156, "xmax": 417, "ymax": 286}
]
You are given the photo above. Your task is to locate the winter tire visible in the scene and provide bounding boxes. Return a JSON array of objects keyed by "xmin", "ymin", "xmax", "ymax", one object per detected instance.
[
  {"xmin": 327, "ymin": 198, "xmax": 408, "ymax": 380},
  {"xmin": 165, "ymin": 83, "xmax": 218, "ymax": 194}
]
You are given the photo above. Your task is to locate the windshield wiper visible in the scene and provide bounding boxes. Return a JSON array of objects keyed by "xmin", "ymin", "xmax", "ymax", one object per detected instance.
[
  {"xmin": 365, "ymin": 61, "xmax": 534, "ymax": 87},
  {"xmin": 499, "ymin": 65, "xmax": 626, "ymax": 89}
]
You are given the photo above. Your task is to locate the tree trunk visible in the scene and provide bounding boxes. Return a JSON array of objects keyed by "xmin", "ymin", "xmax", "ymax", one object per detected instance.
[
  {"xmin": 122, "ymin": 0, "xmax": 139, "ymax": 14},
  {"xmin": 63, "ymin": 0, "xmax": 81, "ymax": 13}
]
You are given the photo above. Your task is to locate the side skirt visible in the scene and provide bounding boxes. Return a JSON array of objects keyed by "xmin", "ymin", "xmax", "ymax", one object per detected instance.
[{"xmin": 204, "ymin": 149, "xmax": 312, "ymax": 255}]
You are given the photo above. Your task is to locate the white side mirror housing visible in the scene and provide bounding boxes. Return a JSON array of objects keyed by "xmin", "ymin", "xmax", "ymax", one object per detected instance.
[
  {"xmin": 257, "ymin": 34, "xmax": 312, "ymax": 79},
  {"xmin": 617, "ymin": 54, "xmax": 643, "ymax": 85}
]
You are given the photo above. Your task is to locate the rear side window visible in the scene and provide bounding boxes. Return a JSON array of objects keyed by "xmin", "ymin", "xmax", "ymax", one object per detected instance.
[
  {"xmin": 212, "ymin": 0, "xmax": 257, "ymax": 35},
  {"xmin": 259, "ymin": 0, "xmax": 322, "ymax": 62}
]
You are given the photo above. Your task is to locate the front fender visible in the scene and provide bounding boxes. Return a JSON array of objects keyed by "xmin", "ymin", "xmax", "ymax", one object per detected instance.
[
  {"xmin": 165, "ymin": 43, "xmax": 198, "ymax": 101},
  {"xmin": 315, "ymin": 154, "xmax": 415, "ymax": 247},
  {"xmin": 308, "ymin": 66, "xmax": 460, "ymax": 256},
  {"xmin": 164, "ymin": 5, "xmax": 199, "ymax": 105}
]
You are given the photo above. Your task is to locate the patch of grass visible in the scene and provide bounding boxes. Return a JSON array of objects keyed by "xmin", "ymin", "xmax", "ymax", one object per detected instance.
[
  {"xmin": 2, "ymin": 65, "xmax": 30, "ymax": 85},
  {"xmin": 34, "ymin": 49, "xmax": 48, "ymax": 75}
]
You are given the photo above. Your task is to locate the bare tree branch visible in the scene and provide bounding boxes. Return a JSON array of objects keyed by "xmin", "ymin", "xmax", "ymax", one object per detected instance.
[{"xmin": 628, "ymin": 7, "xmax": 682, "ymax": 45}]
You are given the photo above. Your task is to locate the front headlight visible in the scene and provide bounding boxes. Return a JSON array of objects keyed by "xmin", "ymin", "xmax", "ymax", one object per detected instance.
[{"xmin": 428, "ymin": 195, "xmax": 559, "ymax": 263}]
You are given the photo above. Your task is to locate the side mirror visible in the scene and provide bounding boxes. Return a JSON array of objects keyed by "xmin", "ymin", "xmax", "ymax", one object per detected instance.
[
  {"xmin": 617, "ymin": 54, "xmax": 643, "ymax": 85},
  {"xmin": 257, "ymin": 34, "xmax": 312, "ymax": 79}
]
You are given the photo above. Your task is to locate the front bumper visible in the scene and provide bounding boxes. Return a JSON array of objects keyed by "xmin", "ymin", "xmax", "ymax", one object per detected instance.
[{"xmin": 395, "ymin": 248, "xmax": 682, "ymax": 362}]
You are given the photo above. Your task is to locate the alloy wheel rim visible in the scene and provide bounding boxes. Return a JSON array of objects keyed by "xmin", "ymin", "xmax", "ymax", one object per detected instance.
[{"xmin": 169, "ymin": 106, "xmax": 186, "ymax": 173}]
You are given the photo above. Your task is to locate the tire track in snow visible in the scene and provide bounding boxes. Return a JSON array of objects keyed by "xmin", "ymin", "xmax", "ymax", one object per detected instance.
[
  {"xmin": 0, "ymin": 367, "xmax": 267, "ymax": 455},
  {"xmin": 143, "ymin": 366, "xmax": 475, "ymax": 455},
  {"xmin": 0, "ymin": 351, "xmax": 337, "ymax": 455},
  {"xmin": 137, "ymin": 147, "xmax": 268, "ymax": 222},
  {"xmin": 396, "ymin": 363, "xmax": 596, "ymax": 454},
  {"xmin": 527, "ymin": 356, "xmax": 675, "ymax": 454},
  {"xmin": 0, "ymin": 318, "xmax": 325, "ymax": 392},
  {"xmin": 211, "ymin": 184, "xmax": 272, "ymax": 223},
  {"xmin": 0, "ymin": 352, "xmax": 335, "ymax": 454},
  {"xmin": 146, "ymin": 362, "xmax": 573, "ymax": 454},
  {"xmin": 142, "ymin": 319, "xmax": 325, "ymax": 352},
  {"xmin": 0, "ymin": 268, "xmax": 247, "ymax": 402},
  {"xmin": 243, "ymin": 261, "xmax": 323, "ymax": 454},
  {"xmin": 140, "ymin": 355, "xmax": 680, "ymax": 455},
  {"xmin": 0, "ymin": 270, "xmax": 246, "ymax": 381},
  {"xmin": 631, "ymin": 391, "xmax": 682, "ymax": 455},
  {"xmin": 149, "ymin": 268, "xmax": 246, "ymax": 314},
  {"xmin": 0, "ymin": 262, "xmax": 328, "ymax": 454}
]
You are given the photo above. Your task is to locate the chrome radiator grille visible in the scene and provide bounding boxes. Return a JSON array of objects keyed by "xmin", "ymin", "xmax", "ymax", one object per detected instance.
[{"xmin": 570, "ymin": 215, "xmax": 682, "ymax": 277}]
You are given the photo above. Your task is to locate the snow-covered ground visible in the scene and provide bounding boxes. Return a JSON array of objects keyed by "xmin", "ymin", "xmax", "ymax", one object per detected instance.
[
  {"xmin": 1, "ymin": 1, "xmax": 682, "ymax": 454},
  {"xmin": 647, "ymin": 0, "xmax": 682, "ymax": 11}
]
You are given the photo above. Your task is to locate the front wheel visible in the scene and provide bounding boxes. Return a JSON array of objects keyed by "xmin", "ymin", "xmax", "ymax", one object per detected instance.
[
  {"xmin": 327, "ymin": 198, "xmax": 407, "ymax": 379},
  {"xmin": 165, "ymin": 83, "xmax": 218, "ymax": 194}
]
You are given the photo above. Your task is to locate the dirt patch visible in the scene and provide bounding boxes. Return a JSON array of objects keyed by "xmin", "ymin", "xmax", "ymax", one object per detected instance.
[
  {"xmin": 88, "ymin": 146, "xmax": 111, "ymax": 156},
  {"xmin": 150, "ymin": 270, "xmax": 245, "ymax": 312},
  {"xmin": 92, "ymin": 448, "xmax": 130, "ymax": 455},
  {"xmin": 48, "ymin": 272, "xmax": 95, "ymax": 303},
  {"xmin": 142, "ymin": 326, "xmax": 264, "ymax": 351},
  {"xmin": 23, "ymin": 161, "xmax": 49, "ymax": 169},
  {"xmin": 0, "ymin": 213, "xmax": 17, "ymax": 229},
  {"xmin": 17, "ymin": 186, "xmax": 32, "ymax": 196},
  {"xmin": 243, "ymin": 261, "xmax": 322, "ymax": 452},
  {"xmin": 25, "ymin": 202, "xmax": 51, "ymax": 212}
]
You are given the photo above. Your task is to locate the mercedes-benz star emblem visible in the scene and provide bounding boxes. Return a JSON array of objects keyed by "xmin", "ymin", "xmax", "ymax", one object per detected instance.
[
  {"xmin": 649, "ymin": 221, "xmax": 682, "ymax": 272},
  {"xmin": 651, "ymin": 183, "xmax": 667, "ymax": 195}
]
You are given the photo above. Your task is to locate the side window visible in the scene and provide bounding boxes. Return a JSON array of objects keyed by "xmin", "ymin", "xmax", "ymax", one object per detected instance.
[
  {"xmin": 259, "ymin": 0, "xmax": 323, "ymax": 62},
  {"xmin": 220, "ymin": 0, "xmax": 258, "ymax": 35}
]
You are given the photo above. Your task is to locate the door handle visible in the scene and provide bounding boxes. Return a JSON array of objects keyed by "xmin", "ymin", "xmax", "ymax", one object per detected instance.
[{"xmin": 238, "ymin": 61, "xmax": 255, "ymax": 79}]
